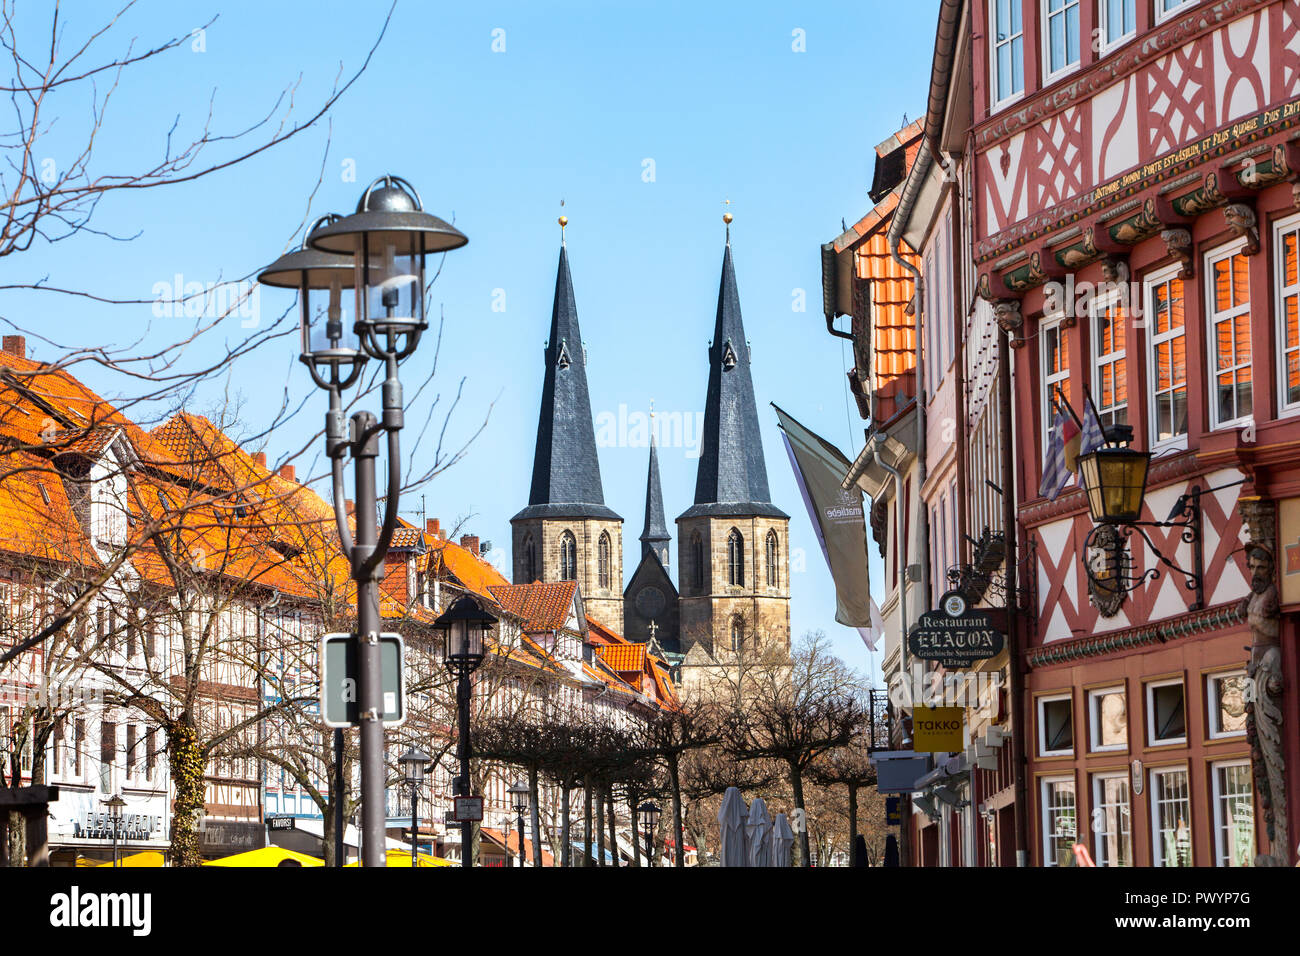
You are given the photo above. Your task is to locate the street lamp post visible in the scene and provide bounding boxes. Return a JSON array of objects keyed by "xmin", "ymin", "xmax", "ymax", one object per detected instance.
[
  {"xmin": 104, "ymin": 794, "xmax": 126, "ymax": 867},
  {"xmin": 434, "ymin": 596, "xmax": 496, "ymax": 868},
  {"xmin": 399, "ymin": 747, "xmax": 430, "ymax": 867},
  {"xmin": 259, "ymin": 177, "xmax": 468, "ymax": 867},
  {"xmin": 508, "ymin": 780, "xmax": 530, "ymax": 869},
  {"xmin": 638, "ymin": 801, "xmax": 660, "ymax": 867}
]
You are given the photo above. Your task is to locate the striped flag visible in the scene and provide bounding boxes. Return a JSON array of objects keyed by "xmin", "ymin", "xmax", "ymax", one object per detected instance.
[
  {"xmin": 1039, "ymin": 408, "xmax": 1072, "ymax": 500},
  {"xmin": 1073, "ymin": 400, "xmax": 1105, "ymax": 486}
]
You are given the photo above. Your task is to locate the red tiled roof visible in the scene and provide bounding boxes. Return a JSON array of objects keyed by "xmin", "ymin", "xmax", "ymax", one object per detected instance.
[
  {"xmin": 0, "ymin": 451, "xmax": 101, "ymax": 567},
  {"xmin": 479, "ymin": 827, "xmax": 555, "ymax": 867},
  {"xmin": 596, "ymin": 642, "xmax": 647, "ymax": 673},
  {"xmin": 430, "ymin": 537, "xmax": 510, "ymax": 600},
  {"xmin": 487, "ymin": 581, "xmax": 577, "ymax": 632}
]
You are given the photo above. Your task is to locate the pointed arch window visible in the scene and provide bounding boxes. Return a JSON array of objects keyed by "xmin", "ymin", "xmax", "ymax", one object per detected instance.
[
  {"xmin": 766, "ymin": 531, "xmax": 779, "ymax": 588},
  {"xmin": 727, "ymin": 528, "xmax": 745, "ymax": 587},
  {"xmin": 523, "ymin": 533, "xmax": 537, "ymax": 583},
  {"xmin": 559, "ymin": 531, "xmax": 577, "ymax": 581},
  {"xmin": 730, "ymin": 616, "xmax": 745, "ymax": 652},
  {"xmin": 598, "ymin": 532, "xmax": 612, "ymax": 590},
  {"xmin": 692, "ymin": 532, "xmax": 705, "ymax": 592}
]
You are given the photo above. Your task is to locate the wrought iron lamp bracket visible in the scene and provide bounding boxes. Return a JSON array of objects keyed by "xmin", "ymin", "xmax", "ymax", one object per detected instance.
[{"xmin": 1084, "ymin": 486, "xmax": 1204, "ymax": 612}]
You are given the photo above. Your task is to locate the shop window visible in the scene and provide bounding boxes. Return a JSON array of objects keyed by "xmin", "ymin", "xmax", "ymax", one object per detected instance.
[
  {"xmin": 1146, "ymin": 679, "xmax": 1186, "ymax": 746},
  {"xmin": 1091, "ymin": 772, "xmax": 1132, "ymax": 867},
  {"xmin": 1211, "ymin": 760, "xmax": 1254, "ymax": 867},
  {"xmin": 1088, "ymin": 686, "xmax": 1127, "ymax": 751},
  {"xmin": 1207, "ymin": 671, "xmax": 1248, "ymax": 739},
  {"xmin": 1038, "ymin": 693, "xmax": 1074, "ymax": 756},
  {"xmin": 1150, "ymin": 767, "xmax": 1192, "ymax": 866},
  {"xmin": 1040, "ymin": 776, "xmax": 1077, "ymax": 867}
]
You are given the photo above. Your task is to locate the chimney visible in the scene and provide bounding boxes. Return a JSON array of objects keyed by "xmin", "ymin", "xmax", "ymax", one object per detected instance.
[
  {"xmin": 426, "ymin": 518, "xmax": 441, "ymax": 539},
  {"xmin": 253, "ymin": 452, "xmax": 267, "ymax": 468},
  {"xmin": 345, "ymin": 499, "xmax": 355, "ymax": 516},
  {"xmin": 2, "ymin": 335, "xmax": 26, "ymax": 358},
  {"xmin": 460, "ymin": 534, "xmax": 479, "ymax": 555},
  {"xmin": 278, "ymin": 464, "xmax": 295, "ymax": 481}
]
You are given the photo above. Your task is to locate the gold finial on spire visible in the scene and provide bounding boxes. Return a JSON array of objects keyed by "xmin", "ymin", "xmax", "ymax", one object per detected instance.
[
  {"xmin": 722, "ymin": 198, "xmax": 733, "ymax": 225},
  {"xmin": 559, "ymin": 200, "xmax": 568, "ymax": 245},
  {"xmin": 650, "ymin": 398, "xmax": 655, "ymax": 420}
]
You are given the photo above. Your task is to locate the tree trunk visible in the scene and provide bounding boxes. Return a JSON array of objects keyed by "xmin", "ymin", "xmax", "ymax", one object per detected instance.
[
  {"xmin": 669, "ymin": 754, "xmax": 685, "ymax": 868},
  {"xmin": 630, "ymin": 796, "xmax": 641, "ymax": 867},
  {"xmin": 5, "ymin": 810, "xmax": 25, "ymax": 867},
  {"xmin": 560, "ymin": 785, "xmax": 571, "ymax": 867},
  {"xmin": 583, "ymin": 776, "xmax": 593, "ymax": 867},
  {"xmin": 848, "ymin": 783, "xmax": 859, "ymax": 865},
  {"xmin": 607, "ymin": 787, "xmax": 619, "ymax": 868},
  {"xmin": 595, "ymin": 782, "xmax": 606, "ymax": 867},
  {"xmin": 168, "ymin": 722, "xmax": 204, "ymax": 867},
  {"xmin": 321, "ymin": 800, "xmax": 337, "ymax": 868},
  {"xmin": 791, "ymin": 763, "xmax": 811, "ymax": 868},
  {"xmin": 528, "ymin": 764, "xmax": 542, "ymax": 867}
]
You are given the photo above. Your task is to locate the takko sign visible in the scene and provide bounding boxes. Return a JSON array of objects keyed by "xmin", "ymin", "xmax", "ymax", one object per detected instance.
[
  {"xmin": 913, "ymin": 706, "xmax": 963, "ymax": 753},
  {"xmin": 906, "ymin": 591, "xmax": 1005, "ymax": 669}
]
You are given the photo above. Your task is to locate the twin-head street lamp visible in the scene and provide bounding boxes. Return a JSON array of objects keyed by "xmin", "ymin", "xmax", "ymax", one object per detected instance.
[
  {"xmin": 1076, "ymin": 423, "xmax": 1205, "ymax": 612},
  {"xmin": 434, "ymin": 595, "xmax": 496, "ymax": 868},
  {"xmin": 259, "ymin": 176, "xmax": 467, "ymax": 868},
  {"xmin": 399, "ymin": 747, "xmax": 430, "ymax": 868},
  {"xmin": 103, "ymin": 793, "xmax": 126, "ymax": 868},
  {"xmin": 638, "ymin": 801, "xmax": 660, "ymax": 867},
  {"xmin": 508, "ymin": 780, "xmax": 530, "ymax": 869}
]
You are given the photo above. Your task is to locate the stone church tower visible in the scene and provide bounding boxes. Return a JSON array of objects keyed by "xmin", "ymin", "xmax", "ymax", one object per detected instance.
[
  {"xmin": 676, "ymin": 226, "xmax": 790, "ymax": 657},
  {"xmin": 511, "ymin": 231, "xmax": 624, "ymax": 632},
  {"xmin": 623, "ymin": 433, "xmax": 680, "ymax": 650}
]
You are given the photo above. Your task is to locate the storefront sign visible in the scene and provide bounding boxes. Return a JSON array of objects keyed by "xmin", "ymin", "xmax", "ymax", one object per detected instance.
[
  {"xmin": 75, "ymin": 811, "xmax": 163, "ymax": 841},
  {"xmin": 885, "ymin": 797, "xmax": 901, "ymax": 826},
  {"xmin": 1278, "ymin": 497, "xmax": 1300, "ymax": 605},
  {"xmin": 912, "ymin": 706, "xmax": 964, "ymax": 753},
  {"xmin": 907, "ymin": 591, "xmax": 1005, "ymax": 668},
  {"xmin": 450, "ymin": 796, "xmax": 483, "ymax": 823},
  {"xmin": 199, "ymin": 819, "xmax": 266, "ymax": 856}
]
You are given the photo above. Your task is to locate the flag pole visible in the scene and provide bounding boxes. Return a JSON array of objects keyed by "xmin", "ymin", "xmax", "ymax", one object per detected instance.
[{"xmin": 1052, "ymin": 384, "xmax": 1083, "ymax": 428}]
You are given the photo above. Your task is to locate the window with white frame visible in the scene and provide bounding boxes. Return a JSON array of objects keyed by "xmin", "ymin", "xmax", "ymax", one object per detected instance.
[
  {"xmin": 1041, "ymin": 317, "xmax": 1071, "ymax": 463},
  {"xmin": 1157, "ymin": 0, "xmax": 1198, "ymax": 22},
  {"xmin": 1088, "ymin": 686, "xmax": 1127, "ymax": 751},
  {"xmin": 1207, "ymin": 670, "xmax": 1248, "ymax": 739},
  {"xmin": 1146, "ymin": 678, "xmax": 1187, "ymax": 745},
  {"xmin": 991, "ymin": 0, "xmax": 1025, "ymax": 106},
  {"xmin": 1275, "ymin": 214, "xmax": 1300, "ymax": 414},
  {"xmin": 1151, "ymin": 767, "xmax": 1193, "ymax": 866},
  {"xmin": 1206, "ymin": 242, "xmax": 1253, "ymax": 429},
  {"xmin": 1100, "ymin": 0, "xmax": 1136, "ymax": 50},
  {"xmin": 1041, "ymin": 776, "xmax": 1077, "ymax": 867},
  {"xmin": 1145, "ymin": 268, "xmax": 1189, "ymax": 448},
  {"xmin": 1042, "ymin": 0, "xmax": 1081, "ymax": 79},
  {"xmin": 1211, "ymin": 760, "xmax": 1254, "ymax": 867},
  {"xmin": 1038, "ymin": 693, "xmax": 1074, "ymax": 756},
  {"xmin": 1091, "ymin": 772, "xmax": 1133, "ymax": 867},
  {"xmin": 1091, "ymin": 293, "xmax": 1128, "ymax": 428}
]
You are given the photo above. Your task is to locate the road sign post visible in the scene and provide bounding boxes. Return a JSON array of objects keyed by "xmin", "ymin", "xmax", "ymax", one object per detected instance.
[{"xmin": 320, "ymin": 632, "xmax": 406, "ymax": 728}]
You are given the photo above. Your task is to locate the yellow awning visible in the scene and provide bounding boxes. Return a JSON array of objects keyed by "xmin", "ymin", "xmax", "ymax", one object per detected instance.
[
  {"xmin": 96, "ymin": 851, "xmax": 166, "ymax": 868},
  {"xmin": 345, "ymin": 849, "xmax": 453, "ymax": 867},
  {"xmin": 204, "ymin": 846, "xmax": 324, "ymax": 867}
]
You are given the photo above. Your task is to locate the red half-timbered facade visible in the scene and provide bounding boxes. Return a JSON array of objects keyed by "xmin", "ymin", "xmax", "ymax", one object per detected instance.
[{"xmin": 969, "ymin": 0, "xmax": 1300, "ymax": 867}]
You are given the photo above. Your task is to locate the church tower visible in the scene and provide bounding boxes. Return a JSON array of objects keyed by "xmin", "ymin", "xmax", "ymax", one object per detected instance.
[
  {"xmin": 624, "ymin": 429, "xmax": 679, "ymax": 650},
  {"xmin": 676, "ymin": 217, "xmax": 790, "ymax": 658},
  {"xmin": 512, "ymin": 223, "xmax": 624, "ymax": 632}
]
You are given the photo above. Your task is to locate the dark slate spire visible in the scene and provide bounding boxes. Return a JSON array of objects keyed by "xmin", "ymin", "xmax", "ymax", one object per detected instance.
[
  {"xmin": 513, "ymin": 242, "xmax": 620, "ymax": 522},
  {"xmin": 640, "ymin": 432, "xmax": 671, "ymax": 563},
  {"xmin": 680, "ymin": 233, "xmax": 787, "ymax": 520}
]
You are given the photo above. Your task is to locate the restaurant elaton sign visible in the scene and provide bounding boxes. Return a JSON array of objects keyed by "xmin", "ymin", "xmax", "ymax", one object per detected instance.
[{"xmin": 906, "ymin": 591, "xmax": 1005, "ymax": 668}]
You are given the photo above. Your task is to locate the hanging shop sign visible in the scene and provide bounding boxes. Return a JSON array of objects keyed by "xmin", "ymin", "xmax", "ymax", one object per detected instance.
[
  {"xmin": 906, "ymin": 591, "xmax": 1005, "ymax": 669},
  {"xmin": 912, "ymin": 706, "xmax": 964, "ymax": 753}
]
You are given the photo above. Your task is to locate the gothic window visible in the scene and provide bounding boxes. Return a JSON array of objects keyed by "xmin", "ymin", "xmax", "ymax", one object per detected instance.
[
  {"xmin": 727, "ymin": 528, "xmax": 745, "ymax": 587},
  {"xmin": 766, "ymin": 531, "xmax": 779, "ymax": 588},
  {"xmin": 523, "ymin": 533, "xmax": 537, "ymax": 582},
  {"xmin": 598, "ymin": 532, "xmax": 612, "ymax": 590},
  {"xmin": 559, "ymin": 531, "xmax": 577, "ymax": 581},
  {"xmin": 730, "ymin": 616, "xmax": 745, "ymax": 652},
  {"xmin": 692, "ymin": 532, "xmax": 705, "ymax": 592}
]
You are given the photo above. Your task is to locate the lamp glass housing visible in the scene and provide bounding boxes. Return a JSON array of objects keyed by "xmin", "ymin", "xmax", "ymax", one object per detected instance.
[
  {"xmin": 508, "ymin": 780, "xmax": 530, "ymax": 814},
  {"xmin": 357, "ymin": 229, "xmax": 425, "ymax": 340},
  {"xmin": 1079, "ymin": 444, "xmax": 1151, "ymax": 524},
  {"xmin": 444, "ymin": 619, "xmax": 485, "ymax": 669},
  {"xmin": 399, "ymin": 748, "xmax": 429, "ymax": 785},
  {"xmin": 300, "ymin": 266, "xmax": 362, "ymax": 363}
]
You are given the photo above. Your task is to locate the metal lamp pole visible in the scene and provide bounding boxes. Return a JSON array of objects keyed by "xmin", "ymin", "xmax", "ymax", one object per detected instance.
[
  {"xmin": 399, "ymin": 748, "xmax": 429, "ymax": 867},
  {"xmin": 638, "ymin": 801, "xmax": 659, "ymax": 867},
  {"xmin": 104, "ymin": 794, "xmax": 125, "ymax": 867},
  {"xmin": 509, "ymin": 780, "xmax": 529, "ymax": 868},
  {"xmin": 435, "ymin": 597, "xmax": 496, "ymax": 868},
  {"xmin": 259, "ymin": 178, "xmax": 467, "ymax": 867}
]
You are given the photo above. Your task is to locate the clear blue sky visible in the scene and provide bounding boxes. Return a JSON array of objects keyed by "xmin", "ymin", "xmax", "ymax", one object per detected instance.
[{"xmin": 6, "ymin": 0, "xmax": 940, "ymax": 681}]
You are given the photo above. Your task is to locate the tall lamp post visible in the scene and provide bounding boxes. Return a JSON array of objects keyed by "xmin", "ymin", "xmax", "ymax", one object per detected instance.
[
  {"xmin": 399, "ymin": 747, "xmax": 430, "ymax": 867},
  {"xmin": 260, "ymin": 177, "xmax": 467, "ymax": 867},
  {"xmin": 434, "ymin": 596, "xmax": 496, "ymax": 868},
  {"xmin": 508, "ymin": 780, "xmax": 530, "ymax": 868},
  {"xmin": 103, "ymin": 794, "xmax": 126, "ymax": 867},
  {"xmin": 638, "ymin": 801, "xmax": 660, "ymax": 867}
]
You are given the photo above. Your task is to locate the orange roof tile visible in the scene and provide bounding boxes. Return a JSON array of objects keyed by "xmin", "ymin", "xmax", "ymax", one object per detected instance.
[
  {"xmin": 0, "ymin": 451, "xmax": 101, "ymax": 567},
  {"xmin": 596, "ymin": 642, "xmax": 647, "ymax": 673},
  {"xmin": 430, "ymin": 537, "xmax": 509, "ymax": 600},
  {"xmin": 487, "ymin": 581, "xmax": 577, "ymax": 632}
]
